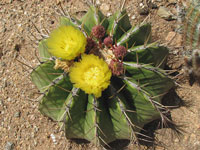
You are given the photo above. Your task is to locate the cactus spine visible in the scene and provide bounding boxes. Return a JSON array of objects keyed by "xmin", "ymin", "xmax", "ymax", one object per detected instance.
[{"xmin": 31, "ymin": 5, "xmax": 174, "ymax": 147}]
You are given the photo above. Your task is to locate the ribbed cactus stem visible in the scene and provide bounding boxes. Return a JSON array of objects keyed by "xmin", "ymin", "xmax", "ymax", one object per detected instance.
[{"xmin": 183, "ymin": 0, "xmax": 200, "ymax": 49}]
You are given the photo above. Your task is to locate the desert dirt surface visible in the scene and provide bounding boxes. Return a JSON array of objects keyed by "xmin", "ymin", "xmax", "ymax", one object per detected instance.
[{"xmin": 1, "ymin": 0, "xmax": 200, "ymax": 150}]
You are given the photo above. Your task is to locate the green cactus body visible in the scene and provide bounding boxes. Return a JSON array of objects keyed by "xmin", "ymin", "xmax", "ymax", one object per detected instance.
[
  {"xmin": 31, "ymin": 6, "xmax": 174, "ymax": 147},
  {"xmin": 184, "ymin": 0, "xmax": 200, "ymax": 49}
]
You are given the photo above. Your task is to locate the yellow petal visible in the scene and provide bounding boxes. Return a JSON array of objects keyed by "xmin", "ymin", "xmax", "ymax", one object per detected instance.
[
  {"xmin": 46, "ymin": 26, "xmax": 86, "ymax": 60},
  {"xmin": 69, "ymin": 54, "xmax": 111, "ymax": 98}
]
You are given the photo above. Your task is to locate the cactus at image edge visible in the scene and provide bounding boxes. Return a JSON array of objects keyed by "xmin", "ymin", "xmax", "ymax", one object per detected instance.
[
  {"xmin": 31, "ymin": 6, "xmax": 174, "ymax": 147},
  {"xmin": 184, "ymin": 49, "xmax": 200, "ymax": 85},
  {"xmin": 183, "ymin": 0, "xmax": 200, "ymax": 49}
]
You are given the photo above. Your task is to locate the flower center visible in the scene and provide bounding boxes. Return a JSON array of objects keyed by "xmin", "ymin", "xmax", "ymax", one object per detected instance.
[
  {"xmin": 64, "ymin": 40, "xmax": 76, "ymax": 52},
  {"xmin": 84, "ymin": 66, "xmax": 101, "ymax": 86}
]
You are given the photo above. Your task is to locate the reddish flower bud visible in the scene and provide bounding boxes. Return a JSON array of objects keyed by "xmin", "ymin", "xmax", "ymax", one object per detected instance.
[
  {"xmin": 109, "ymin": 60, "xmax": 124, "ymax": 76},
  {"xmin": 113, "ymin": 45, "xmax": 127, "ymax": 58},
  {"xmin": 91, "ymin": 25, "xmax": 105, "ymax": 39},
  {"xmin": 103, "ymin": 36, "xmax": 113, "ymax": 47},
  {"xmin": 85, "ymin": 37, "xmax": 97, "ymax": 52}
]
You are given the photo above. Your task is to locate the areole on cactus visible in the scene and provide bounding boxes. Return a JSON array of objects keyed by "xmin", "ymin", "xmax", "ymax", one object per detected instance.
[{"xmin": 31, "ymin": 5, "xmax": 174, "ymax": 147}]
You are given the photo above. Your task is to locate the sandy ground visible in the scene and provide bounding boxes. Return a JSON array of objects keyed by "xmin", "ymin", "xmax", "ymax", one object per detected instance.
[{"xmin": 1, "ymin": 0, "xmax": 200, "ymax": 150}]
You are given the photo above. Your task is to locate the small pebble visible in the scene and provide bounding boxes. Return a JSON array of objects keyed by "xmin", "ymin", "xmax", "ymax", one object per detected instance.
[
  {"xmin": 0, "ymin": 99, "xmax": 3, "ymax": 106},
  {"xmin": 1, "ymin": 62, "xmax": 6, "ymax": 67},
  {"xmin": 3, "ymin": 79, "xmax": 7, "ymax": 88},
  {"xmin": 168, "ymin": 0, "xmax": 177, "ymax": 4},
  {"xmin": 4, "ymin": 142, "xmax": 14, "ymax": 150},
  {"xmin": 138, "ymin": 6, "xmax": 149, "ymax": 15},
  {"xmin": 139, "ymin": 3, "xmax": 144, "ymax": 7},
  {"xmin": 174, "ymin": 138, "xmax": 180, "ymax": 142},
  {"xmin": 147, "ymin": 1, "xmax": 158, "ymax": 9},
  {"xmin": 14, "ymin": 111, "xmax": 21, "ymax": 118},
  {"xmin": 157, "ymin": 6, "xmax": 176, "ymax": 21},
  {"xmin": 14, "ymin": 44, "xmax": 21, "ymax": 52},
  {"xmin": 131, "ymin": 15, "xmax": 136, "ymax": 20},
  {"xmin": 34, "ymin": 140, "xmax": 37, "ymax": 146},
  {"xmin": 100, "ymin": 3, "xmax": 110, "ymax": 12},
  {"xmin": 50, "ymin": 134, "xmax": 57, "ymax": 144},
  {"xmin": 96, "ymin": 0, "xmax": 100, "ymax": 5},
  {"xmin": 34, "ymin": 126, "xmax": 39, "ymax": 132},
  {"xmin": 107, "ymin": 12, "xmax": 111, "ymax": 17},
  {"xmin": 7, "ymin": 98, "xmax": 11, "ymax": 102}
]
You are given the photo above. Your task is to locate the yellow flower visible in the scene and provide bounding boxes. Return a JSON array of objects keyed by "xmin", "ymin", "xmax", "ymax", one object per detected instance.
[
  {"xmin": 46, "ymin": 26, "xmax": 87, "ymax": 60},
  {"xmin": 69, "ymin": 54, "xmax": 112, "ymax": 98}
]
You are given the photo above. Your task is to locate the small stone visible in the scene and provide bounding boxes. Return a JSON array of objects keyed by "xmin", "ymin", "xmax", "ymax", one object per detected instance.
[
  {"xmin": 138, "ymin": 6, "xmax": 149, "ymax": 15},
  {"xmin": 34, "ymin": 140, "xmax": 37, "ymax": 146},
  {"xmin": 131, "ymin": 15, "xmax": 136, "ymax": 20},
  {"xmin": 174, "ymin": 138, "xmax": 179, "ymax": 142},
  {"xmin": 147, "ymin": 1, "xmax": 158, "ymax": 9},
  {"xmin": 4, "ymin": 142, "xmax": 14, "ymax": 150},
  {"xmin": 34, "ymin": 126, "xmax": 39, "ymax": 133},
  {"xmin": 189, "ymin": 133, "xmax": 197, "ymax": 143},
  {"xmin": 107, "ymin": 12, "xmax": 111, "ymax": 17},
  {"xmin": 139, "ymin": 3, "xmax": 144, "ymax": 7},
  {"xmin": 14, "ymin": 44, "xmax": 21, "ymax": 52},
  {"xmin": 14, "ymin": 111, "xmax": 21, "ymax": 118},
  {"xmin": 50, "ymin": 133, "xmax": 57, "ymax": 144},
  {"xmin": 168, "ymin": 0, "xmax": 177, "ymax": 3},
  {"xmin": 31, "ymin": 132, "xmax": 35, "ymax": 138},
  {"xmin": 7, "ymin": 98, "xmax": 11, "ymax": 102},
  {"xmin": 0, "ymin": 99, "xmax": 3, "ymax": 106},
  {"xmin": 3, "ymin": 79, "xmax": 7, "ymax": 88},
  {"xmin": 96, "ymin": 0, "xmax": 100, "ymax": 5},
  {"xmin": 157, "ymin": 6, "xmax": 176, "ymax": 21},
  {"xmin": 100, "ymin": 3, "xmax": 110, "ymax": 12},
  {"xmin": 1, "ymin": 62, "xmax": 6, "ymax": 67}
]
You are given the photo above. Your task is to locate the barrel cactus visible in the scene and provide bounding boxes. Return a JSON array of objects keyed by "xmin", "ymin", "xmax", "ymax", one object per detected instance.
[
  {"xmin": 31, "ymin": 5, "xmax": 174, "ymax": 147},
  {"xmin": 183, "ymin": 0, "xmax": 200, "ymax": 49}
]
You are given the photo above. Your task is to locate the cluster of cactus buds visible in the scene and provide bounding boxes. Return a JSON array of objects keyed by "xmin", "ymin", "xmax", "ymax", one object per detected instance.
[
  {"xmin": 184, "ymin": 49, "xmax": 200, "ymax": 85},
  {"xmin": 86, "ymin": 25, "xmax": 127, "ymax": 76}
]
